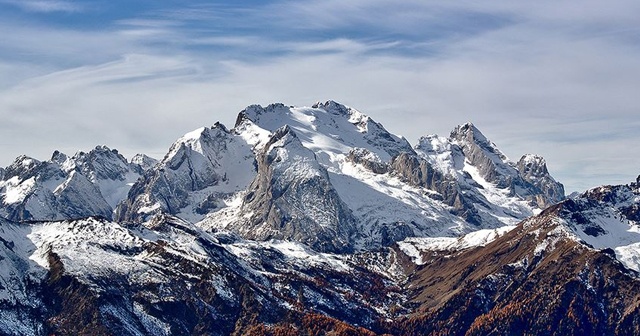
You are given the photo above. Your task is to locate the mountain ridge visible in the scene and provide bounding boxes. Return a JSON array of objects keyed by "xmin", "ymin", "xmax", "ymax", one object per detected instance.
[
  {"xmin": 1, "ymin": 100, "xmax": 565, "ymax": 253},
  {"xmin": 11, "ymin": 100, "xmax": 637, "ymax": 335}
]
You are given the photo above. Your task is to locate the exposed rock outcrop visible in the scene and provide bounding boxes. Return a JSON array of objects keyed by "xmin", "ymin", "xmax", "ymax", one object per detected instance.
[
  {"xmin": 228, "ymin": 126, "xmax": 358, "ymax": 253},
  {"xmin": 115, "ymin": 124, "xmax": 256, "ymax": 223}
]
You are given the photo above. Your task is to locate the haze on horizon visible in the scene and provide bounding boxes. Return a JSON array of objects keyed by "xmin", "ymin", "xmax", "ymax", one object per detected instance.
[{"xmin": 0, "ymin": 0, "xmax": 639, "ymax": 193}]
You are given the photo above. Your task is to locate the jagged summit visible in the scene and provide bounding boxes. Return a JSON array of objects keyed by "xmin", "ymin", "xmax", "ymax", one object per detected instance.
[
  {"xmin": 450, "ymin": 122, "xmax": 494, "ymax": 147},
  {"xmin": 517, "ymin": 154, "xmax": 552, "ymax": 181},
  {"xmin": 115, "ymin": 121, "xmax": 256, "ymax": 223},
  {"xmin": 50, "ymin": 150, "xmax": 68, "ymax": 165},
  {"xmin": 450, "ymin": 122, "xmax": 511, "ymax": 172},
  {"xmin": 129, "ymin": 153, "xmax": 158, "ymax": 172},
  {"xmin": 0, "ymin": 146, "xmax": 153, "ymax": 221},
  {"xmin": 311, "ymin": 100, "xmax": 353, "ymax": 116}
]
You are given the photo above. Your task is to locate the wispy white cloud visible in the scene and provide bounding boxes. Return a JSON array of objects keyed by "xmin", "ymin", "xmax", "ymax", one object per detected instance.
[
  {"xmin": 0, "ymin": 0, "xmax": 639, "ymax": 192},
  {"xmin": 1, "ymin": 0, "xmax": 83, "ymax": 13}
]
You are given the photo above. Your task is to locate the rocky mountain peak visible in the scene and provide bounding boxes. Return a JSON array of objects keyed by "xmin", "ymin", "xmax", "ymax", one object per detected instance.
[
  {"xmin": 49, "ymin": 150, "xmax": 76, "ymax": 174},
  {"xmin": 116, "ymin": 120, "xmax": 256, "ymax": 223},
  {"xmin": 3, "ymin": 155, "xmax": 41, "ymax": 180},
  {"xmin": 264, "ymin": 125, "xmax": 297, "ymax": 151},
  {"xmin": 517, "ymin": 154, "xmax": 549, "ymax": 178},
  {"xmin": 50, "ymin": 150, "xmax": 68, "ymax": 164},
  {"xmin": 312, "ymin": 100, "xmax": 351, "ymax": 116},
  {"xmin": 130, "ymin": 154, "xmax": 158, "ymax": 171},
  {"xmin": 0, "ymin": 145, "xmax": 147, "ymax": 222},
  {"xmin": 450, "ymin": 122, "xmax": 508, "ymax": 162},
  {"xmin": 448, "ymin": 123, "xmax": 516, "ymax": 190},
  {"xmin": 235, "ymin": 103, "xmax": 290, "ymax": 127},
  {"xmin": 72, "ymin": 145, "xmax": 131, "ymax": 182},
  {"xmin": 450, "ymin": 121, "xmax": 480, "ymax": 139}
]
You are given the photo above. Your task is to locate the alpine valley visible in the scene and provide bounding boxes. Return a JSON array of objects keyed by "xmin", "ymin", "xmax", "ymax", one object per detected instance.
[{"xmin": 0, "ymin": 101, "xmax": 638, "ymax": 335}]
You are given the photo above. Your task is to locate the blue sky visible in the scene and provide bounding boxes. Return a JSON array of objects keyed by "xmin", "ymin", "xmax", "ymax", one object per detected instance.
[{"xmin": 1, "ymin": 0, "xmax": 639, "ymax": 192}]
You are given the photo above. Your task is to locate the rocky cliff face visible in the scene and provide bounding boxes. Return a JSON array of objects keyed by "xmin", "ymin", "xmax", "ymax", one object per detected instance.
[
  {"xmin": 226, "ymin": 126, "xmax": 358, "ymax": 253},
  {"xmin": 449, "ymin": 122, "xmax": 515, "ymax": 187},
  {"xmin": 448, "ymin": 122, "xmax": 565, "ymax": 209},
  {"xmin": 389, "ymin": 152, "xmax": 483, "ymax": 225},
  {"xmin": 406, "ymin": 126, "xmax": 556, "ymax": 230},
  {"xmin": 115, "ymin": 123, "xmax": 256, "ymax": 223},
  {"xmin": 517, "ymin": 154, "xmax": 566, "ymax": 207}
]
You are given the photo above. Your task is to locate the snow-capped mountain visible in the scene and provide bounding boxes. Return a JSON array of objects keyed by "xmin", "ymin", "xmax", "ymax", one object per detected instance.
[
  {"xmin": 114, "ymin": 100, "xmax": 562, "ymax": 252},
  {"xmin": 115, "ymin": 123, "xmax": 255, "ymax": 224},
  {"xmin": 0, "ymin": 100, "xmax": 561, "ymax": 253},
  {"xmin": 18, "ymin": 100, "xmax": 640, "ymax": 335},
  {"xmin": 412, "ymin": 123, "xmax": 565, "ymax": 227},
  {"xmin": 0, "ymin": 146, "xmax": 151, "ymax": 222},
  {"xmin": 225, "ymin": 102, "xmax": 563, "ymax": 251}
]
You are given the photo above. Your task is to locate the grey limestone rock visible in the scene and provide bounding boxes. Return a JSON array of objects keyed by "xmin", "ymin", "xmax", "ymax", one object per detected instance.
[
  {"xmin": 346, "ymin": 148, "xmax": 389, "ymax": 174},
  {"xmin": 116, "ymin": 123, "xmax": 256, "ymax": 223},
  {"xmin": 450, "ymin": 122, "xmax": 564, "ymax": 209},
  {"xmin": 517, "ymin": 154, "xmax": 565, "ymax": 208},
  {"xmin": 230, "ymin": 126, "xmax": 358, "ymax": 253}
]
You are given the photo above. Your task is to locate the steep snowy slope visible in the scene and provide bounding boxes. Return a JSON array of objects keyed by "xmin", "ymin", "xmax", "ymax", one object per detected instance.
[
  {"xmin": 550, "ymin": 176, "xmax": 640, "ymax": 272},
  {"xmin": 115, "ymin": 123, "xmax": 256, "ymax": 223},
  {"xmin": 414, "ymin": 123, "xmax": 564, "ymax": 226},
  {"xmin": 397, "ymin": 176, "xmax": 639, "ymax": 271},
  {"xmin": 0, "ymin": 218, "xmax": 47, "ymax": 336},
  {"xmin": 234, "ymin": 101, "xmax": 415, "ymax": 165},
  {"xmin": 0, "ymin": 147, "xmax": 148, "ymax": 221}
]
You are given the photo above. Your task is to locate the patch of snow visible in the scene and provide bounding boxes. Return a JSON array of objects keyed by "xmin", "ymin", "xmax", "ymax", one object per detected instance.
[
  {"xmin": 224, "ymin": 239, "xmax": 351, "ymax": 273},
  {"xmin": 138, "ymin": 202, "xmax": 162, "ymax": 214},
  {"xmin": 96, "ymin": 170, "xmax": 141, "ymax": 208},
  {"xmin": 2, "ymin": 176, "xmax": 35, "ymax": 204},
  {"xmin": 398, "ymin": 226, "xmax": 516, "ymax": 264},
  {"xmin": 462, "ymin": 161, "xmax": 534, "ymax": 224},
  {"xmin": 181, "ymin": 127, "xmax": 207, "ymax": 141},
  {"xmin": 133, "ymin": 302, "xmax": 172, "ymax": 336}
]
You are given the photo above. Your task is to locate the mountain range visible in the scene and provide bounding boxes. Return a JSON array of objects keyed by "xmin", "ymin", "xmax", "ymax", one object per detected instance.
[{"xmin": 0, "ymin": 100, "xmax": 638, "ymax": 335}]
